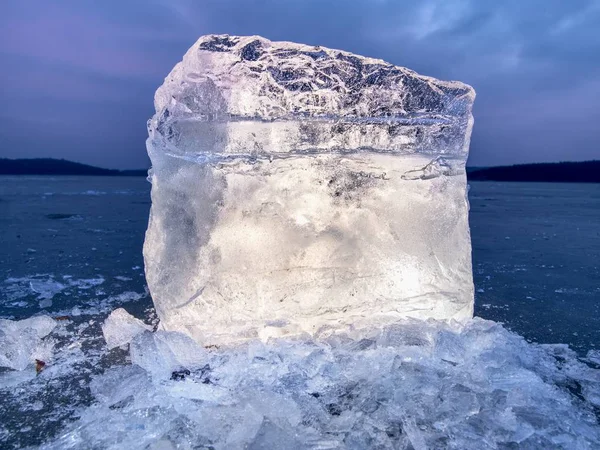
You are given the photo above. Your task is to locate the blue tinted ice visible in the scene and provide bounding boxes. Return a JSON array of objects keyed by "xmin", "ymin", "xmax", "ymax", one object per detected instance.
[{"xmin": 144, "ymin": 35, "xmax": 476, "ymax": 345}]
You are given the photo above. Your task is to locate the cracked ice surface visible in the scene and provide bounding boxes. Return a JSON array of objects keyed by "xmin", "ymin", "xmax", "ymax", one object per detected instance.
[{"xmin": 144, "ymin": 35, "xmax": 476, "ymax": 345}]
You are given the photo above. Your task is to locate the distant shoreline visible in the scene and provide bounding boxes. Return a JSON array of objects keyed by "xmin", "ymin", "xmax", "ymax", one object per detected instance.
[
  {"xmin": 467, "ymin": 160, "xmax": 599, "ymax": 183},
  {"xmin": 1, "ymin": 158, "xmax": 598, "ymax": 183},
  {"xmin": 0, "ymin": 158, "xmax": 147, "ymax": 177}
]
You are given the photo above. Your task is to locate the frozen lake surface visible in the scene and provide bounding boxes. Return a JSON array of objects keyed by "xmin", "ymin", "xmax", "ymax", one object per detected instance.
[
  {"xmin": 1, "ymin": 176, "xmax": 598, "ymax": 352},
  {"xmin": 0, "ymin": 176, "xmax": 599, "ymax": 448}
]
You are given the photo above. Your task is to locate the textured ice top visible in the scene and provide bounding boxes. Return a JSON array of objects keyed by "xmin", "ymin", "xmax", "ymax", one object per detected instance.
[{"xmin": 148, "ymin": 35, "xmax": 475, "ymax": 157}]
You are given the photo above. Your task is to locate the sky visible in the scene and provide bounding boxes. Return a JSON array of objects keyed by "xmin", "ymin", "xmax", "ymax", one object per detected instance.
[{"xmin": 1, "ymin": 0, "xmax": 599, "ymax": 169}]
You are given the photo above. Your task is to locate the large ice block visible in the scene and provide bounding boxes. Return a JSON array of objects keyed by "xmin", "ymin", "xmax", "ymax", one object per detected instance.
[{"xmin": 144, "ymin": 35, "xmax": 476, "ymax": 345}]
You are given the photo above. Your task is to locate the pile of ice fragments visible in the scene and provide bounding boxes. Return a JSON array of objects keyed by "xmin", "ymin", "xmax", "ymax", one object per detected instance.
[{"xmin": 46, "ymin": 310, "xmax": 600, "ymax": 449}]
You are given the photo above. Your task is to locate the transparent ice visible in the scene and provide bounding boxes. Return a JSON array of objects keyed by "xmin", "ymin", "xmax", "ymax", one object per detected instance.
[
  {"xmin": 102, "ymin": 307, "xmax": 151, "ymax": 349},
  {"xmin": 42, "ymin": 318, "xmax": 600, "ymax": 449},
  {"xmin": 0, "ymin": 315, "xmax": 56, "ymax": 370},
  {"xmin": 129, "ymin": 329, "xmax": 208, "ymax": 380},
  {"xmin": 144, "ymin": 35, "xmax": 476, "ymax": 345}
]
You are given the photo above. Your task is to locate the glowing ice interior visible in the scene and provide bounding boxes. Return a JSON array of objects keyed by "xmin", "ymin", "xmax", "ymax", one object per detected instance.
[{"xmin": 144, "ymin": 35, "xmax": 476, "ymax": 345}]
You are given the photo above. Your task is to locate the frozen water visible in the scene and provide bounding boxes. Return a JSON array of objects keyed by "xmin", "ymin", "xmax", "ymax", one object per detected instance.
[
  {"xmin": 29, "ymin": 278, "xmax": 65, "ymax": 308},
  {"xmin": 130, "ymin": 330, "xmax": 208, "ymax": 380},
  {"xmin": 42, "ymin": 318, "xmax": 600, "ymax": 449},
  {"xmin": 2, "ymin": 274, "xmax": 107, "ymax": 313},
  {"xmin": 144, "ymin": 35, "xmax": 476, "ymax": 345},
  {"xmin": 0, "ymin": 315, "xmax": 56, "ymax": 370},
  {"xmin": 2, "ymin": 166, "xmax": 599, "ymax": 449},
  {"xmin": 102, "ymin": 307, "xmax": 152, "ymax": 349}
]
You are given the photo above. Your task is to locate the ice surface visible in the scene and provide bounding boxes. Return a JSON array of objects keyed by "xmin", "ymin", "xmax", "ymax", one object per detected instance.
[
  {"xmin": 144, "ymin": 35, "xmax": 476, "ymax": 345},
  {"xmin": 3, "ymin": 274, "xmax": 106, "ymax": 312},
  {"xmin": 129, "ymin": 330, "xmax": 208, "ymax": 380},
  {"xmin": 29, "ymin": 278, "xmax": 65, "ymax": 308},
  {"xmin": 0, "ymin": 315, "xmax": 56, "ymax": 370},
  {"xmin": 43, "ymin": 318, "xmax": 600, "ymax": 449},
  {"xmin": 102, "ymin": 307, "xmax": 152, "ymax": 349}
]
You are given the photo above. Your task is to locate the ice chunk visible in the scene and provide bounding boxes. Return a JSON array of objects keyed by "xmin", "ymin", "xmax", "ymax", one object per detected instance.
[
  {"xmin": 130, "ymin": 330, "xmax": 207, "ymax": 379},
  {"xmin": 247, "ymin": 419, "xmax": 302, "ymax": 450},
  {"xmin": 30, "ymin": 278, "xmax": 65, "ymax": 301},
  {"xmin": 0, "ymin": 315, "xmax": 56, "ymax": 370},
  {"xmin": 13, "ymin": 316, "xmax": 56, "ymax": 338},
  {"xmin": 144, "ymin": 35, "xmax": 476, "ymax": 345},
  {"xmin": 89, "ymin": 364, "xmax": 150, "ymax": 406},
  {"xmin": 102, "ymin": 307, "xmax": 152, "ymax": 349}
]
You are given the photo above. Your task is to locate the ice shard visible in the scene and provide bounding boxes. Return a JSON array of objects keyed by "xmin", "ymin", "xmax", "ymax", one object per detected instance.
[{"xmin": 144, "ymin": 35, "xmax": 476, "ymax": 345}]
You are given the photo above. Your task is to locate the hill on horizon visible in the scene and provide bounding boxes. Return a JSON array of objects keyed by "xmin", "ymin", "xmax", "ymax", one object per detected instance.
[
  {"xmin": 467, "ymin": 160, "xmax": 600, "ymax": 183},
  {"xmin": 0, "ymin": 158, "xmax": 147, "ymax": 176}
]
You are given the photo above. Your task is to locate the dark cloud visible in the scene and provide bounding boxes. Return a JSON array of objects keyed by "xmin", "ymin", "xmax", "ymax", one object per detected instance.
[{"xmin": 0, "ymin": 0, "xmax": 598, "ymax": 168}]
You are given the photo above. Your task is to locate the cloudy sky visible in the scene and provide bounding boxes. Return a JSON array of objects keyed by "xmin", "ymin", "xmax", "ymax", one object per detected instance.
[{"xmin": 1, "ymin": 0, "xmax": 599, "ymax": 168}]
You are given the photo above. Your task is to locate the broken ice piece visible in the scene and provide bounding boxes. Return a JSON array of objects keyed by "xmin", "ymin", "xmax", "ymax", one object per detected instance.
[
  {"xmin": 102, "ymin": 308, "xmax": 152, "ymax": 349},
  {"xmin": 0, "ymin": 315, "xmax": 56, "ymax": 371},
  {"xmin": 30, "ymin": 278, "xmax": 65, "ymax": 301},
  {"xmin": 39, "ymin": 298, "xmax": 52, "ymax": 309},
  {"xmin": 130, "ymin": 330, "xmax": 208, "ymax": 380}
]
